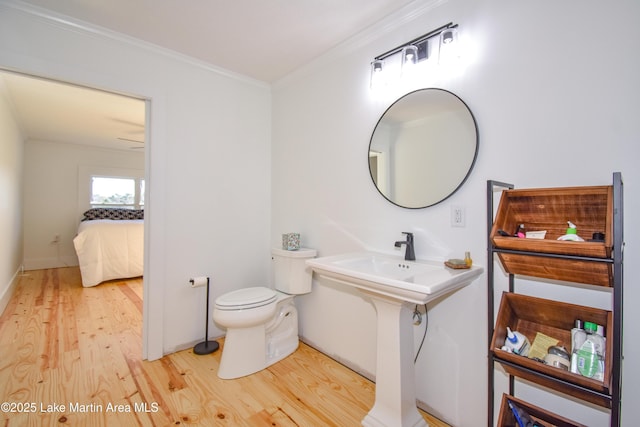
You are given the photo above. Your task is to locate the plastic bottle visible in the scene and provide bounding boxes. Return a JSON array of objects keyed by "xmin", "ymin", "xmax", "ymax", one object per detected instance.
[
  {"xmin": 504, "ymin": 327, "xmax": 530, "ymax": 357},
  {"xmin": 593, "ymin": 323, "xmax": 606, "ymax": 381},
  {"xmin": 570, "ymin": 319, "xmax": 587, "ymax": 374},
  {"xmin": 577, "ymin": 322, "xmax": 605, "ymax": 380},
  {"xmin": 557, "ymin": 221, "xmax": 585, "ymax": 241},
  {"xmin": 464, "ymin": 251, "xmax": 472, "ymax": 268}
]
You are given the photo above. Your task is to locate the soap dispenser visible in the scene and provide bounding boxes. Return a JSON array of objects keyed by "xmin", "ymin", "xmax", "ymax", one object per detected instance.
[{"xmin": 557, "ymin": 221, "xmax": 585, "ymax": 241}]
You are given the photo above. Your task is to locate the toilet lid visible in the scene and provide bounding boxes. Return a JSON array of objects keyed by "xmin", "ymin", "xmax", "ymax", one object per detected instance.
[{"xmin": 215, "ymin": 287, "xmax": 277, "ymax": 310}]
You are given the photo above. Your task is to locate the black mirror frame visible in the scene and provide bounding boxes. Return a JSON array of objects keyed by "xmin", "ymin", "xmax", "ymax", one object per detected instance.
[{"xmin": 368, "ymin": 88, "xmax": 479, "ymax": 209}]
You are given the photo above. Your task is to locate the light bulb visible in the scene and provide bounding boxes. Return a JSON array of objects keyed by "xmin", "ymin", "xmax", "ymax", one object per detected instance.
[{"xmin": 401, "ymin": 45, "xmax": 418, "ymax": 65}]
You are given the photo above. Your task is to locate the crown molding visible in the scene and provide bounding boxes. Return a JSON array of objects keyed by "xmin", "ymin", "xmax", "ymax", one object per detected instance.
[{"xmin": 0, "ymin": 0, "xmax": 269, "ymax": 89}]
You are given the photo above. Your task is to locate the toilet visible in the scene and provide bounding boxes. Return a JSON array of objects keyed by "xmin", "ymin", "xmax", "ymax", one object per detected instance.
[{"xmin": 213, "ymin": 247, "xmax": 316, "ymax": 379}]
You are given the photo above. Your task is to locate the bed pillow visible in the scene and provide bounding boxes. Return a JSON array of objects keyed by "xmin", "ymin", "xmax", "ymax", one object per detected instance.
[{"xmin": 82, "ymin": 208, "xmax": 144, "ymax": 221}]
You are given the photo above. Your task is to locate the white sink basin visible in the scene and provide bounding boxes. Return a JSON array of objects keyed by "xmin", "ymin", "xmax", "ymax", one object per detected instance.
[{"xmin": 306, "ymin": 251, "xmax": 483, "ymax": 304}]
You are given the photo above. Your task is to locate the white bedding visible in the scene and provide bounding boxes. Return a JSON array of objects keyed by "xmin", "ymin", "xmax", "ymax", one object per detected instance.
[{"xmin": 73, "ymin": 219, "xmax": 144, "ymax": 287}]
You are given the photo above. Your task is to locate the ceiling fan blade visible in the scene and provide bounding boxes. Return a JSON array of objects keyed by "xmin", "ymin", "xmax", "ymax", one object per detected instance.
[
  {"xmin": 110, "ymin": 117, "xmax": 144, "ymax": 128},
  {"xmin": 117, "ymin": 137, "xmax": 144, "ymax": 144}
]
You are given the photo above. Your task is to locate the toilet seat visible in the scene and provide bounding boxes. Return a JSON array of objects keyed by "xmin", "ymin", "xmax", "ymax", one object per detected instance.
[{"xmin": 215, "ymin": 287, "xmax": 277, "ymax": 310}]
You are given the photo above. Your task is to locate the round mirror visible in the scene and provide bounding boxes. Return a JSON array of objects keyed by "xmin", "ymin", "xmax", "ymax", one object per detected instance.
[{"xmin": 368, "ymin": 88, "xmax": 478, "ymax": 209}]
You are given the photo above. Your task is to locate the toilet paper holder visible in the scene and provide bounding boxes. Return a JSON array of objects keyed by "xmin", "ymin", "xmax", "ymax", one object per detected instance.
[{"xmin": 190, "ymin": 276, "xmax": 219, "ymax": 355}]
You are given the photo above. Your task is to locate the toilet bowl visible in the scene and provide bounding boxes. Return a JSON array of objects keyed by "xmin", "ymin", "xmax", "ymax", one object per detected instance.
[{"xmin": 213, "ymin": 248, "xmax": 316, "ymax": 379}]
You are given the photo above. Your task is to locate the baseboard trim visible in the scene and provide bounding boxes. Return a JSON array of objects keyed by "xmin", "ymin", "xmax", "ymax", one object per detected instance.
[
  {"xmin": 299, "ymin": 336, "xmax": 376, "ymax": 382},
  {"xmin": 23, "ymin": 256, "xmax": 78, "ymax": 271},
  {"xmin": 0, "ymin": 266, "xmax": 21, "ymax": 315}
]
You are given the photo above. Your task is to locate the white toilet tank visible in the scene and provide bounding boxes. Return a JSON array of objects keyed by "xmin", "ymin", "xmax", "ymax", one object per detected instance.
[{"xmin": 271, "ymin": 247, "xmax": 316, "ymax": 294}]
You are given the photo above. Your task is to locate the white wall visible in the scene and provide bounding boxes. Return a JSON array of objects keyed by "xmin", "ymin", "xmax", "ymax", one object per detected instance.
[
  {"xmin": 272, "ymin": 0, "xmax": 639, "ymax": 426},
  {"xmin": 0, "ymin": 77, "xmax": 24, "ymax": 314},
  {"xmin": 22, "ymin": 140, "xmax": 144, "ymax": 270},
  {"xmin": 0, "ymin": 0, "xmax": 272, "ymax": 359}
]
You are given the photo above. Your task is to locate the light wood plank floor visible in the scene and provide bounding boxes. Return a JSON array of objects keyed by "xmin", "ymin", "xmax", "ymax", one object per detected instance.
[{"xmin": 0, "ymin": 267, "xmax": 449, "ymax": 426}]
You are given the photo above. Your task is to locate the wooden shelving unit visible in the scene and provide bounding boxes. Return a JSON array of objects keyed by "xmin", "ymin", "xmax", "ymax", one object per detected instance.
[{"xmin": 486, "ymin": 173, "xmax": 623, "ymax": 427}]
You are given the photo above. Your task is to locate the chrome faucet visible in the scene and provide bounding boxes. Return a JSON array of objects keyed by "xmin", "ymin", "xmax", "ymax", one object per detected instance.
[{"xmin": 394, "ymin": 232, "xmax": 415, "ymax": 261}]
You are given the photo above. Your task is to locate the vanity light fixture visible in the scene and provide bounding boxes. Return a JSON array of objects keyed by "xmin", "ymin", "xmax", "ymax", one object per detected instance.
[
  {"xmin": 401, "ymin": 45, "xmax": 419, "ymax": 66},
  {"xmin": 372, "ymin": 59, "xmax": 384, "ymax": 72},
  {"xmin": 440, "ymin": 27, "xmax": 458, "ymax": 45},
  {"xmin": 370, "ymin": 59, "xmax": 386, "ymax": 88},
  {"xmin": 370, "ymin": 22, "xmax": 458, "ymax": 88},
  {"xmin": 401, "ymin": 45, "xmax": 419, "ymax": 75},
  {"xmin": 438, "ymin": 26, "xmax": 460, "ymax": 65}
]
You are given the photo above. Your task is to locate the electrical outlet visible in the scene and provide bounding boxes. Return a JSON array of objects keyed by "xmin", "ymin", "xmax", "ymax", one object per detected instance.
[{"xmin": 451, "ymin": 206, "xmax": 465, "ymax": 227}]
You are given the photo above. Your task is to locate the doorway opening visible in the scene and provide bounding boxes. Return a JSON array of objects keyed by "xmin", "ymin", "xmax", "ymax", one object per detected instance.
[{"xmin": 0, "ymin": 68, "xmax": 150, "ymax": 357}]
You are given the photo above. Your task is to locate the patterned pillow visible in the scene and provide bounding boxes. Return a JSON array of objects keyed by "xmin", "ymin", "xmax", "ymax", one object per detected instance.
[{"xmin": 82, "ymin": 208, "xmax": 144, "ymax": 221}]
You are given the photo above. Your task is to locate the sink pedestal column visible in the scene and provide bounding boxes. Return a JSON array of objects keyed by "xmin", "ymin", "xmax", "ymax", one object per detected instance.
[{"xmin": 362, "ymin": 293, "xmax": 428, "ymax": 427}]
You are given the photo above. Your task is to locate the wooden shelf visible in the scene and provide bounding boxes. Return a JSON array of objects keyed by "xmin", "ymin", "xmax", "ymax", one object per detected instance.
[
  {"xmin": 491, "ymin": 293, "xmax": 613, "ymax": 408},
  {"xmin": 490, "ymin": 185, "xmax": 614, "ymax": 287},
  {"xmin": 492, "ymin": 251, "xmax": 612, "ymax": 287}
]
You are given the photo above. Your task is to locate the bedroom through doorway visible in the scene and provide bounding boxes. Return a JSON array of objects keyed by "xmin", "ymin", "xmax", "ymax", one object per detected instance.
[{"xmin": 0, "ymin": 68, "xmax": 149, "ymax": 355}]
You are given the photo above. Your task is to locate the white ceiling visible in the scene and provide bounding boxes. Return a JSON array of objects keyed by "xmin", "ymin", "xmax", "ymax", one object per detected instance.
[
  {"xmin": 16, "ymin": 0, "xmax": 417, "ymax": 83},
  {"xmin": 3, "ymin": 0, "xmax": 417, "ymax": 151},
  {"xmin": 0, "ymin": 71, "xmax": 146, "ymax": 151}
]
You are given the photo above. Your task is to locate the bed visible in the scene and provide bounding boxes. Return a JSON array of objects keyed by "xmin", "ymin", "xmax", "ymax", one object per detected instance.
[{"xmin": 73, "ymin": 208, "xmax": 144, "ymax": 287}]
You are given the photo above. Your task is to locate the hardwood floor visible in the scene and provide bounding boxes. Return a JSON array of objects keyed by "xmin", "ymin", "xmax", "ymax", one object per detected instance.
[{"xmin": 0, "ymin": 267, "xmax": 449, "ymax": 426}]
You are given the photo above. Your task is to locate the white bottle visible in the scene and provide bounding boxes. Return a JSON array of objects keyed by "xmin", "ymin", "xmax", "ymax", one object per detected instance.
[
  {"xmin": 577, "ymin": 322, "xmax": 605, "ymax": 380},
  {"xmin": 590, "ymin": 323, "xmax": 606, "ymax": 381},
  {"xmin": 596, "ymin": 324, "xmax": 607, "ymax": 379},
  {"xmin": 504, "ymin": 327, "xmax": 530, "ymax": 357},
  {"xmin": 570, "ymin": 319, "xmax": 587, "ymax": 374}
]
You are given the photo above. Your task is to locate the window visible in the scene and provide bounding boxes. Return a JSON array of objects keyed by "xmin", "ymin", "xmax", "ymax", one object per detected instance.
[
  {"xmin": 139, "ymin": 179, "xmax": 145, "ymax": 207},
  {"xmin": 90, "ymin": 176, "xmax": 145, "ymax": 209}
]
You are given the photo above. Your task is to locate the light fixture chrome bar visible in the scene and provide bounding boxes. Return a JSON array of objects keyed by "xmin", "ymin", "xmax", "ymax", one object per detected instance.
[{"xmin": 374, "ymin": 22, "xmax": 457, "ymax": 61}]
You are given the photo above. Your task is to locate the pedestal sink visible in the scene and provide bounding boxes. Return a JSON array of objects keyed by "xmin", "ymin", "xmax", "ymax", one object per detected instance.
[{"xmin": 306, "ymin": 252, "xmax": 483, "ymax": 427}]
